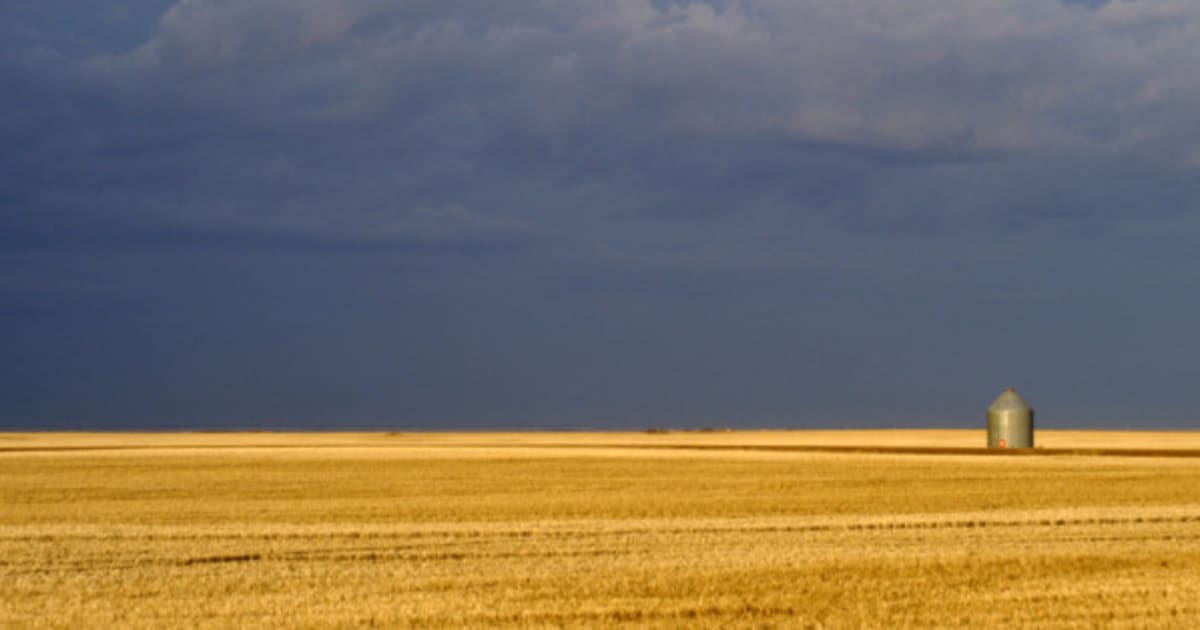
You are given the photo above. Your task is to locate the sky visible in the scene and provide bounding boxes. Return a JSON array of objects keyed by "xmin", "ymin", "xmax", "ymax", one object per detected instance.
[{"xmin": 3, "ymin": 0, "xmax": 1200, "ymax": 430}]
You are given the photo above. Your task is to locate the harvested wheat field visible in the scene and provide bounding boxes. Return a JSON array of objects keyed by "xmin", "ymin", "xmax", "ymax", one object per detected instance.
[{"xmin": 2, "ymin": 430, "xmax": 1200, "ymax": 627}]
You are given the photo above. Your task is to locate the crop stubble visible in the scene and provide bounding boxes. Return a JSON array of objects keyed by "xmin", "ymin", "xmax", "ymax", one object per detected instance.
[{"xmin": 1, "ymin": 431, "xmax": 1199, "ymax": 627}]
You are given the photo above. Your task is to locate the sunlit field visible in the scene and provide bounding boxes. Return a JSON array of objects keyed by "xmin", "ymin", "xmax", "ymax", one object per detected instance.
[{"xmin": 3, "ymin": 430, "xmax": 1200, "ymax": 627}]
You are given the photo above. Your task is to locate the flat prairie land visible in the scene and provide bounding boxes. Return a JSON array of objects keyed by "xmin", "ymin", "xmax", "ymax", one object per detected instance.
[{"xmin": 2, "ymin": 430, "xmax": 1200, "ymax": 627}]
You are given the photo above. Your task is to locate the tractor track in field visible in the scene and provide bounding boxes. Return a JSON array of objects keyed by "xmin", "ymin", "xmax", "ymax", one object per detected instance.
[{"xmin": 4, "ymin": 442, "xmax": 1200, "ymax": 458}]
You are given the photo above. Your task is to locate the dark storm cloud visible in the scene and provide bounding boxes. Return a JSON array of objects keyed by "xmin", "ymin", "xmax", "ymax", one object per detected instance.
[
  {"xmin": 8, "ymin": 1, "xmax": 1197, "ymax": 244},
  {"xmin": 4, "ymin": 1, "xmax": 1200, "ymax": 429}
]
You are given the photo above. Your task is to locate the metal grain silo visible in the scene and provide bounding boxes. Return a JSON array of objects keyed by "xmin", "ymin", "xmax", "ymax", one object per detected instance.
[{"xmin": 987, "ymin": 388, "xmax": 1033, "ymax": 448}]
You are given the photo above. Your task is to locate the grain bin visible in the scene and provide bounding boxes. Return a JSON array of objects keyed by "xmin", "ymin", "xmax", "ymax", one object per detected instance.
[{"xmin": 987, "ymin": 388, "xmax": 1033, "ymax": 448}]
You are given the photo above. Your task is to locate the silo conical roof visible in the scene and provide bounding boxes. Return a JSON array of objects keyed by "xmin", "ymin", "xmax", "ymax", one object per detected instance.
[{"xmin": 988, "ymin": 388, "xmax": 1031, "ymax": 412}]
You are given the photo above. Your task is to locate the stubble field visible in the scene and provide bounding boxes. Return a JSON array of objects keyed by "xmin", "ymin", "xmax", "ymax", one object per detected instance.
[{"xmin": 2, "ymin": 430, "xmax": 1200, "ymax": 627}]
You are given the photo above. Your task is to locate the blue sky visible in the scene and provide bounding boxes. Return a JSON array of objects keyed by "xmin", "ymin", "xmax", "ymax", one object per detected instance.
[{"xmin": 3, "ymin": 0, "xmax": 1200, "ymax": 429}]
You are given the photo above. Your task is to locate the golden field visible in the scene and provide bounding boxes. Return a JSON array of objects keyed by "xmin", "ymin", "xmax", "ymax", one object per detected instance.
[{"xmin": 2, "ymin": 430, "xmax": 1200, "ymax": 627}]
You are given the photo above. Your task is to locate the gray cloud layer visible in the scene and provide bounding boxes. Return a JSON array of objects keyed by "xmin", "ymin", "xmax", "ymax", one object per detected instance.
[
  {"xmin": 3, "ymin": 1, "xmax": 1200, "ymax": 428},
  {"xmin": 100, "ymin": 1, "xmax": 1200, "ymax": 155},
  {"xmin": 12, "ymin": 0, "xmax": 1200, "ymax": 246}
]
